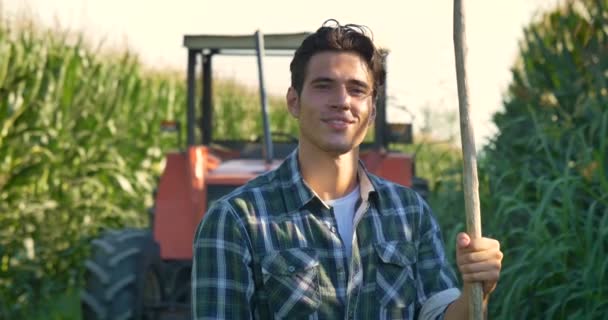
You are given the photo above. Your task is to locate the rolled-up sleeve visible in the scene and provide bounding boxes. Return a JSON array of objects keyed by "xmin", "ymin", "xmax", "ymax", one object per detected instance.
[{"xmin": 192, "ymin": 201, "xmax": 254, "ymax": 320}]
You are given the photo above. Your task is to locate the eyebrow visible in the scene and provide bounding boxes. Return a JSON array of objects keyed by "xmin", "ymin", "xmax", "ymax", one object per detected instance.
[{"xmin": 310, "ymin": 77, "xmax": 371, "ymax": 89}]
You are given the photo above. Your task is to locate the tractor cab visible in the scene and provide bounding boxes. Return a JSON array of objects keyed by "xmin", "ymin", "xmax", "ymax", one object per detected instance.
[{"xmin": 182, "ymin": 32, "xmax": 307, "ymax": 174}]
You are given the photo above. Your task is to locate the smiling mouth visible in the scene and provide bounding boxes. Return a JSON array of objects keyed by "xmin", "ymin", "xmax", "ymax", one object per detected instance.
[{"xmin": 323, "ymin": 119, "xmax": 354, "ymax": 129}]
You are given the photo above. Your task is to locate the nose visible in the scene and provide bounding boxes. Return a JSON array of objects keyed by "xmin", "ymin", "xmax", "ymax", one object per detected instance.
[{"xmin": 330, "ymin": 85, "xmax": 351, "ymax": 110}]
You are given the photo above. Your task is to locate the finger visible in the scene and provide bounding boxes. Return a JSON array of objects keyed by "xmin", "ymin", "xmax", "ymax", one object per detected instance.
[
  {"xmin": 458, "ymin": 260, "xmax": 502, "ymax": 274},
  {"xmin": 459, "ymin": 237, "xmax": 501, "ymax": 253},
  {"xmin": 457, "ymin": 249, "xmax": 503, "ymax": 265},
  {"xmin": 456, "ymin": 232, "xmax": 470, "ymax": 249},
  {"xmin": 461, "ymin": 270, "xmax": 501, "ymax": 283}
]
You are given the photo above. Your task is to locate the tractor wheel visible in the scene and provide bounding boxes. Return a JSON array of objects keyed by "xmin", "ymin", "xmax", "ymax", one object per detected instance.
[
  {"xmin": 81, "ymin": 229, "xmax": 164, "ymax": 320},
  {"xmin": 412, "ymin": 176, "xmax": 430, "ymax": 201}
]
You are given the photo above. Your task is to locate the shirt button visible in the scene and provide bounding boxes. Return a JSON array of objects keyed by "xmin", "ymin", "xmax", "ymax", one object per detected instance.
[
  {"xmin": 330, "ymin": 226, "xmax": 337, "ymax": 233},
  {"xmin": 288, "ymin": 266, "xmax": 296, "ymax": 273}
]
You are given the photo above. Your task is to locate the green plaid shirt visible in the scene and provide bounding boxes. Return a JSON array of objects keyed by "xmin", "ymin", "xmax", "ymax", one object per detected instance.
[{"xmin": 192, "ymin": 150, "xmax": 460, "ymax": 320}]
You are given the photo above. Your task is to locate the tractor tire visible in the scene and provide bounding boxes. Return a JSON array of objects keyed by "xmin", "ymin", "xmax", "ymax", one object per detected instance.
[
  {"xmin": 412, "ymin": 176, "xmax": 430, "ymax": 201},
  {"xmin": 81, "ymin": 228, "xmax": 164, "ymax": 320}
]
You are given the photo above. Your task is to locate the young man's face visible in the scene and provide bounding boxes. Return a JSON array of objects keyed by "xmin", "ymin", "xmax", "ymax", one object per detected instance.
[{"xmin": 287, "ymin": 51, "xmax": 376, "ymax": 156}]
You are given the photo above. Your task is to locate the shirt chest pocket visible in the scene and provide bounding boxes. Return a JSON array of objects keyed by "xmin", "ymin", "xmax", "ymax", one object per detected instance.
[
  {"xmin": 261, "ymin": 248, "xmax": 321, "ymax": 319},
  {"xmin": 374, "ymin": 241, "xmax": 418, "ymax": 311}
]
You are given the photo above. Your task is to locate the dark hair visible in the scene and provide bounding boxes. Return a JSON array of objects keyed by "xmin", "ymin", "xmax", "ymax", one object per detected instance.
[{"xmin": 290, "ymin": 19, "xmax": 386, "ymax": 98}]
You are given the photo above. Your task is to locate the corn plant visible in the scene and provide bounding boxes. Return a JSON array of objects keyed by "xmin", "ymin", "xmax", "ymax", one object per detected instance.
[
  {"xmin": 481, "ymin": 0, "xmax": 608, "ymax": 317},
  {"xmin": 0, "ymin": 11, "xmax": 299, "ymax": 317},
  {"xmin": 0, "ymin": 16, "xmax": 188, "ymax": 317}
]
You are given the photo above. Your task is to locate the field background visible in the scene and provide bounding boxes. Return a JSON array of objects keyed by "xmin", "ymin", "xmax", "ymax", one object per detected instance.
[{"xmin": 1, "ymin": 1, "xmax": 607, "ymax": 318}]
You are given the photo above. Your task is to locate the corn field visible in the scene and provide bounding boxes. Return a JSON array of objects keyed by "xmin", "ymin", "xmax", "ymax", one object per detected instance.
[
  {"xmin": 0, "ymin": 15, "xmax": 187, "ymax": 317},
  {"xmin": 476, "ymin": 1, "xmax": 608, "ymax": 317},
  {"xmin": 0, "ymin": 15, "xmax": 294, "ymax": 318}
]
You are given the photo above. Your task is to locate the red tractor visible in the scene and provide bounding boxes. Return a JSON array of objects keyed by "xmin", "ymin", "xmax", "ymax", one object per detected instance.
[{"xmin": 80, "ymin": 31, "xmax": 428, "ymax": 319}]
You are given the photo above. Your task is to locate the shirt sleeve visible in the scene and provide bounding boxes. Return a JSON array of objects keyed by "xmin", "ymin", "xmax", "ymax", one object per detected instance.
[
  {"xmin": 192, "ymin": 201, "xmax": 255, "ymax": 320},
  {"xmin": 414, "ymin": 193, "xmax": 460, "ymax": 319}
]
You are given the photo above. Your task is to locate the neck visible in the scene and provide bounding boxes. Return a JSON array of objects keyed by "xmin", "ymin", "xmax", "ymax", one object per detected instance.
[{"xmin": 298, "ymin": 141, "xmax": 359, "ymax": 201}]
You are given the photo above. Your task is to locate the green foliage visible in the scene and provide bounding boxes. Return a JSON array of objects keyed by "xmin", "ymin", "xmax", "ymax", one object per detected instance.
[
  {"xmin": 481, "ymin": 0, "xmax": 608, "ymax": 317},
  {"xmin": 0, "ymin": 17, "xmax": 187, "ymax": 318},
  {"xmin": 212, "ymin": 79, "xmax": 297, "ymax": 141},
  {"xmin": 30, "ymin": 290, "xmax": 80, "ymax": 320},
  {"xmin": 0, "ymin": 13, "xmax": 298, "ymax": 318}
]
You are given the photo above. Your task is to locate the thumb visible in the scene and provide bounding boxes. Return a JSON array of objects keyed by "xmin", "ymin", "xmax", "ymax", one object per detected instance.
[{"xmin": 457, "ymin": 232, "xmax": 471, "ymax": 249}]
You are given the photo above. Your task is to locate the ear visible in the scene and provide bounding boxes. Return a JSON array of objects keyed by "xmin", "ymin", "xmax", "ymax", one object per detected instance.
[
  {"xmin": 286, "ymin": 87, "xmax": 300, "ymax": 118},
  {"xmin": 368, "ymin": 101, "xmax": 377, "ymax": 125}
]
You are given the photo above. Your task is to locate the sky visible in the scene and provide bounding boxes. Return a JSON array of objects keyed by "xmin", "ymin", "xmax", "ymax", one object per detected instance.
[{"xmin": 5, "ymin": 0, "xmax": 561, "ymax": 147}]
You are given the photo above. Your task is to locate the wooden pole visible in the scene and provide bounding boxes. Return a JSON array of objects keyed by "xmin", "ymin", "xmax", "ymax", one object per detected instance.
[{"xmin": 453, "ymin": 0, "xmax": 484, "ymax": 319}]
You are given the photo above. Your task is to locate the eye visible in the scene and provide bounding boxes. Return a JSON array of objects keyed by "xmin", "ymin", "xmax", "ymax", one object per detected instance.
[
  {"xmin": 314, "ymin": 83, "xmax": 331, "ymax": 90},
  {"xmin": 349, "ymin": 87, "xmax": 369, "ymax": 97}
]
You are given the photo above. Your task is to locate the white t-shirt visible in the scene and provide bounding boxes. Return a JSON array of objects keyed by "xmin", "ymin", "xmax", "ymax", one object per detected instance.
[{"xmin": 325, "ymin": 185, "xmax": 360, "ymax": 261}]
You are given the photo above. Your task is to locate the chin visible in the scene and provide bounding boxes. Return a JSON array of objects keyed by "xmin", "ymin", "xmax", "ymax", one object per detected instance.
[{"xmin": 321, "ymin": 143, "xmax": 356, "ymax": 155}]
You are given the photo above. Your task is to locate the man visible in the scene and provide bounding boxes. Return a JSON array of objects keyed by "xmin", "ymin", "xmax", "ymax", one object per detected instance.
[{"xmin": 192, "ymin": 20, "xmax": 503, "ymax": 319}]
